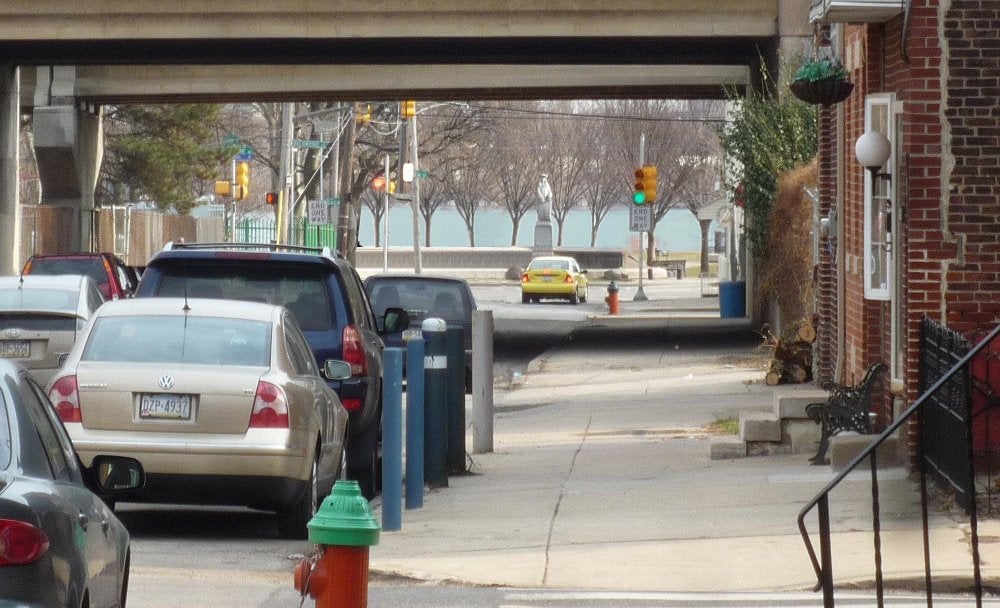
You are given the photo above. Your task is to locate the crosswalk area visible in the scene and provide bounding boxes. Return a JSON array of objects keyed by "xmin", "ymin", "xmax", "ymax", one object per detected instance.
[{"xmin": 498, "ymin": 589, "xmax": 1000, "ymax": 608}]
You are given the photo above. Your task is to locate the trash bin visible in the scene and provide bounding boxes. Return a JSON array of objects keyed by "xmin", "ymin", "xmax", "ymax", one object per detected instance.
[{"xmin": 719, "ymin": 280, "xmax": 746, "ymax": 318}]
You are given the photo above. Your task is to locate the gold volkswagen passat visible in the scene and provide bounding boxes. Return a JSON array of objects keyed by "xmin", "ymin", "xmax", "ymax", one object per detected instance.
[{"xmin": 47, "ymin": 297, "xmax": 350, "ymax": 539}]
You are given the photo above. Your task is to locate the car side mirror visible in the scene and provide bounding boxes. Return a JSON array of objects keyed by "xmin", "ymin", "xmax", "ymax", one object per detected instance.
[
  {"xmin": 382, "ymin": 307, "xmax": 410, "ymax": 334},
  {"xmin": 323, "ymin": 359, "xmax": 353, "ymax": 380},
  {"xmin": 91, "ymin": 455, "xmax": 145, "ymax": 492}
]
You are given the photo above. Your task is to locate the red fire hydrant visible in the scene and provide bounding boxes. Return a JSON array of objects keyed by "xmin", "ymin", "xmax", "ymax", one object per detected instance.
[
  {"xmin": 294, "ymin": 480, "xmax": 380, "ymax": 608},
  {"xmin": 605, "ymin": 281, "xmax": 620, "ymax": 315}
]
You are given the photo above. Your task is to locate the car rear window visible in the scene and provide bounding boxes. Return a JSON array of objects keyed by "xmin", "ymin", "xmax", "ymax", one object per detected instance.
[
  {"xmin": 0, "ymin": 314, "xmax": 79, "ymax": 332},
  {"xmin": 368, "ymin": 279, "xmax": 468, "ymax": 323},
  {"xmin": 82, "ymin": 315, "xmax": 272, "ymax": 366},
  {"xmin": 0, "ymin": 288, "xmax": 78, "ymax": 313},
  {"xmin": 150, "ymin": 263, "xmax": 335, "ymax": 331},
  {"xmin": 27, "ymin": 258, "xmax": 107, "ymax": 285}
]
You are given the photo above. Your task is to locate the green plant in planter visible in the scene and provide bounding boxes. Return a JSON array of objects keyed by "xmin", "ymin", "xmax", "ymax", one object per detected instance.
[
  {"xmin": 793, "ymin": 58, "xmax": 849, "ymax": 83},
  {"xmin": 790, "ymin": 57, "xmax": 853, "ymax": 105}
]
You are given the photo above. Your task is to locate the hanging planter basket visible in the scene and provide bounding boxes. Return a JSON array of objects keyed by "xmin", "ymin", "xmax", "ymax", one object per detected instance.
[{"xmin": 790, "ymin": 77, "xmax": 854, "ymax": 105}]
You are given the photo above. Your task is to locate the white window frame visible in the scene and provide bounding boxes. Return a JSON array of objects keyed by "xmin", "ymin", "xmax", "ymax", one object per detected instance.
[{"xmin": 863, "ymin": 94, "xmax": 896, "ymax": 301}]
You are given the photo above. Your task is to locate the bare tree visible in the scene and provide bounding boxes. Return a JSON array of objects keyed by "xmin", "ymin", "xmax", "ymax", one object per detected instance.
[
  {"xmin": 483, "ymin": 102, "xmax": 542, "ymax": 246},
  {"xmin": 605, "ymin": 99, "xmax": 725, "ymax": 265},
  {"xmin": 536, "ymin": 101, "xmax": 590, "ymax": 247},
  {"xmin": 417, "ymin": 173, "xmax": 447, "ymax": 247},
  {"xmin": 444, "ymin": 139, "xmax": 496, "ymax": 246}
]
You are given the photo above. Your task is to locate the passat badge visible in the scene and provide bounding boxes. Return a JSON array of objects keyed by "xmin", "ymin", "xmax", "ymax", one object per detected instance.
[
  {"xmin": 158, "ymin": 375, "xmax": 175, "ymax": 390},
  {"xmin": 5, "ymin": 328, "xmax": 21, "ymax": 338}
]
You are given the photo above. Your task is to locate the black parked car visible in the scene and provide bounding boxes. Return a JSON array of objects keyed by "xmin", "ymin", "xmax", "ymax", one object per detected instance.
[
  {"xmin": 134, "ymin": 242, "xmax": 408, "ymax": 499},
  {"xmin": 0, "ymin": 359, "xmax": 143, "ymax": 607},
  {"xmin": 364, "ymin": 273, "xmax": 477, "ymax": 392}
]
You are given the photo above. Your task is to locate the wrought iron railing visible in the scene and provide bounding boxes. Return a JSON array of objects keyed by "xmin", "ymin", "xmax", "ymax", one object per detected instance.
[{"xmin": 797, "ymin": 318, "xmax": 1000, "ymax": 608}]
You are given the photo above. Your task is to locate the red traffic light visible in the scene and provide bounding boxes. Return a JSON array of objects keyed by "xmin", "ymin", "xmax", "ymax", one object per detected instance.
[
  {"xmin": 265, "ymin": 192, "xmax": 278, "ymax": 205},
  {"xmin": 371, "ymin": 175, "xmax": 387, "ymax": 192}
]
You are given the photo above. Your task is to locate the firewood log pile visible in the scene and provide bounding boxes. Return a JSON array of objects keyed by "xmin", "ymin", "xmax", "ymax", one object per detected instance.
[{"xmin": 762, "ymin": 320, "xmax": 816, "ymax": 386}]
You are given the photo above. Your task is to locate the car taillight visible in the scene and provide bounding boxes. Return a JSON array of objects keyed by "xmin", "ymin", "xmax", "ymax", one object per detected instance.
[
  {"xmin": 0, "ymin": 519, "xmax": 49, "ymax": 566},
  {"xmin": 521, "ymin": 274, "xmax": 529, "ymax": 283},
  {"xmin": 250, "ymin": 381, "xmax": 289, "ymax": 428},
  {"xmin": 48, "ymin": 376, "xmax": 80, "ymax": 423},
  {"xmin": 342, "ymin": 325, "xmax": 366, "ymax": 376},
  {"xmin": 341, "ymin": 397, "xmax": 363, "ymax": 412},
  {"xmin": 563, "ymin": 274, "xmax": 575, "ymax": 284}
]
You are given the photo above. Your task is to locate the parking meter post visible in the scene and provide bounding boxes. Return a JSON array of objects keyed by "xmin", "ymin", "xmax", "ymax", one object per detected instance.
[
  {"xmin": 422, "ymin": 318, "xmax": 448, "ymax": 488},
  {"xmin": 445, "ymin": 326, "xmax": 466, "ymax": 474},
  {"xmin": 293, "ymin": 480, "xmax": 379, "ymax": 608},
  {"xmin": 381, "ymin": 347, "xmax": 403, "ymax": 531},
  {"xmin": 472, "ymin": 310, "xmax": 494, "ymax": 454},
  {"xmin": 404, "ymin": 338, "xmax": 425, "ymax": 509}
]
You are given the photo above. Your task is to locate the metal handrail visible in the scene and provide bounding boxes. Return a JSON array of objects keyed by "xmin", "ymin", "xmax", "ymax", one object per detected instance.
[{"xmin": 797, "ymin": 320, "xmax": 1000, "ymax": 607}]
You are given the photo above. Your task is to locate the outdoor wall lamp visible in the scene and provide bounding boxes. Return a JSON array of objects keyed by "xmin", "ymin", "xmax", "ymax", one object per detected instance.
[{"xmin": 855, "ymin": 130, "xmax": 892, "ymax": 194}]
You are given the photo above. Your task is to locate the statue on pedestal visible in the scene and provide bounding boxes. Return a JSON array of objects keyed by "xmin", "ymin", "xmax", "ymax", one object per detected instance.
[{"xmin": 533, "ymin": 174, "xmax": 554, "ymax": 253}]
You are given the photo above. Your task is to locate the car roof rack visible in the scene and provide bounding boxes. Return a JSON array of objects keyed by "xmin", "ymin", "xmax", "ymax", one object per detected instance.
[{"xmin": 161, "ymin": 241, "xmax": 339, "ymax": 259}]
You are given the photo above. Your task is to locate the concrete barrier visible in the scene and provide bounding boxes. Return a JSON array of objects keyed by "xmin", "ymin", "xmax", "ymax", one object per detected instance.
[{"xmin": 355, "ymin": 246, "xmax": 624, "ymax": 276}]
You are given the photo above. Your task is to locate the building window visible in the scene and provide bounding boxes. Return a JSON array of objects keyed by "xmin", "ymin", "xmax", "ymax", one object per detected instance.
[{"xmin": 863, "ymin": 95, "xmax": 894, "ymax": 301}]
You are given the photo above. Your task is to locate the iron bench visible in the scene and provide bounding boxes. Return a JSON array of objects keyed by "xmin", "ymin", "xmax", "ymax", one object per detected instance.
[{"xmin": 805, "ymin": 361, "xmax": 887, "ymax": 465}]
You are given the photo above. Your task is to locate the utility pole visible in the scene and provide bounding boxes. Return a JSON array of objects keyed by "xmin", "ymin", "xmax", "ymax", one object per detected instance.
[
  {"xmin": 277, "ymin": 102, "xmax": 294, "ymax": 245},
  {"xmin": 410, "ymin": 107, "xmax": 423, "ymax": 273}
]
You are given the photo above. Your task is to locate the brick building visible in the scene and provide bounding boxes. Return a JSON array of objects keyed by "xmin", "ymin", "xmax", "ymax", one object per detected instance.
[{"xmin": 809, "ymin": 1, "xmax": 1000, "ymax": 452}]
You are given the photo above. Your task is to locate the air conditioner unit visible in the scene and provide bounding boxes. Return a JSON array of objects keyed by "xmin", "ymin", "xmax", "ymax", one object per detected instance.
[{"xmin": 809, "ymin": 0, "xmax": 904, "ymax": 23}]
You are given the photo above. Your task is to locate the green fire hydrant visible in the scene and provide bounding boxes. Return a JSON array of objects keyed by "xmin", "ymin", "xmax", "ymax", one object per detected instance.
[{"xmin": 293, "ymin": 480, "xmax": 380, "ymax": 608}]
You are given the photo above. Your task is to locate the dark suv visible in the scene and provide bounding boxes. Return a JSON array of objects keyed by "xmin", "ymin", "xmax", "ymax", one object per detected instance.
[{"xmin": 133, "ymin": 242, "xmax": 407, "ymax": 499}]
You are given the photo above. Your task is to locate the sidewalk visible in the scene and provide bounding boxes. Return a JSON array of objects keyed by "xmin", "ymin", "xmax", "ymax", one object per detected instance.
[{"xmin": 367, "ymin": 282, "xmax": 998, "ymax": 595}]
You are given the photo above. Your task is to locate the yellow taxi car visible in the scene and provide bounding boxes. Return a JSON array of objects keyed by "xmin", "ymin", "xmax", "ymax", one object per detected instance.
[{"xmin": 520, "ymin": 255, "xmax": 589, "ymax": 305}]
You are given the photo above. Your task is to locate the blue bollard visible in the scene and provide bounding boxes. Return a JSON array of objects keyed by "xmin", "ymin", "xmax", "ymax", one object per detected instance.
[
  {"xmin": 381, "ymin": 347, "xmax": 403, "ymax": 531},
  {"xmin": 405, "ymin": 337, "xmax": 424, "ymax": 509},
  {"xmin": 422, "ymin": 318, "xmax": 448, "ymax": 488},
  {"xmin": 445, "ymin": 326, "xmax": 466, "ymax": 474}
]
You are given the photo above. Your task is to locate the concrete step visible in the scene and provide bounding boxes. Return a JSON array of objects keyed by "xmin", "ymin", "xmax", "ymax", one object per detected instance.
[
  {"xmin": 771, "ymin": 385, "xmax": 830, "ymax": 419},
  {"xmin": 739, "ymin": 411, "xmax": 781, "ymax": 442},
  {"xmin": 828, "ymin": 433, "xmax": 902, "ymax": 471},
  {"xmin": 709, "ymin": 435, "xmax": 747, "ymax": 460}
]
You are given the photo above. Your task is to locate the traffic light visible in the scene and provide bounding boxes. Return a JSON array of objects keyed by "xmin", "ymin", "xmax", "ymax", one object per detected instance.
[
  {"xmin": 633, "ymin": 164, "xmax": 658, "ymax": 205},
  {"xmin": 214, "ymin": 180, "xmax": 231, "ymax": 197},
  {"xmin": 265, "ymin": 192, "xmax": 279, "ymax": 206},
  {"xmin": 401, "ymin": 100, "xmax": 416, "ymax": 119},
  {"xmin": 235, "ymin": 162, "xmax": 250, "ymax": 201},
  {"xmin": 371, "ymin": 174, "xmax": 387, "ymax": 192},
  {"xmin": 356, "ymin": 104, "xmax": 372, "ymax": 126}
]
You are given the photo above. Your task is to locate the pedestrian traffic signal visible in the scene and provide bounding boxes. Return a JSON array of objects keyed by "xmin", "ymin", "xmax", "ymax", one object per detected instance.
[
  {"xmin": 356, "ymin": 104, "xmax": 372, "ymax": 126},
  {"xmin": 235, "ymin": 162, "xmax": 250, "ymax": 201},
  {"xmin": 401, "ymin": 100, "xmax": 416, "ymax": 119},
  {"xmin": 265, "ymin": 191, "xmax": 279, "ymax": 206},
  {"xmin": 633, "ymin": 165, "xmax": 658, "ymax": 205}
]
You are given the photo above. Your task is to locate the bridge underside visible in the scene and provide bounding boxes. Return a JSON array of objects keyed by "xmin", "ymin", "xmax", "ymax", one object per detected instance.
[{"xmin": 13, "ymin": 36, "xmax": 772, "ymax": 105}]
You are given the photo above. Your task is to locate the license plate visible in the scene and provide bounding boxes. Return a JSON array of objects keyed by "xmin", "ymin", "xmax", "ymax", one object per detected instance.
[
  {"xmin": 402, "ymin": 328, "xmax": 423, "ymax": 341},
  {"xmin": 0, "ymin": 340, "xmax": 29, "ymax": 358},
  {"xmin": 139, "ymin": 394, "xmax": 192, "ymax": 420},
  {"xmin": 542, "ymin": 276, "xmax": 553, "ymax": 282}
]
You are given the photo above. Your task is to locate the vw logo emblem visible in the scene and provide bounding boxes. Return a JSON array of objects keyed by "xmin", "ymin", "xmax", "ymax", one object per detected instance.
[
  {"xmin": 158, "ymin": 375, "xmax": 175, "ymax": 390},
  {"xmin": 5, "ymin": 328, "xmax": 21, "ymax": 338}
]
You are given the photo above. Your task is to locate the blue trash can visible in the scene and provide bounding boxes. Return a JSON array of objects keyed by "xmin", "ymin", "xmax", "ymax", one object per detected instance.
[{"xmin": 719, "ymin": 280, "xmax": 746, "ymax": 318}]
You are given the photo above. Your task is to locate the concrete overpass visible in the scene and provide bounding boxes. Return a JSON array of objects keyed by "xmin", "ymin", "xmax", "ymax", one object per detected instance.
[{"xmin": 0, "ymin": 1, "xmax": 812, "ymax": 272}]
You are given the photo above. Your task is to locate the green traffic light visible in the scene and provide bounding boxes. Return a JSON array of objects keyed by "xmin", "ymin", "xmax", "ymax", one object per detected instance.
[{"xmin": 632, "ymin": 191, "xmax": 646, "ymax": 205}]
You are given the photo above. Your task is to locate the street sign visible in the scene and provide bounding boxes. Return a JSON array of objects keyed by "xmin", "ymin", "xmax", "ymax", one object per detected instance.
[
  {"xmin": 629, "ymin": 205, "xmax": 651, "ymax": 232},
  {"xmin": 293, "ymin": 139, "xmax": 328, "ymax": 149},
  {"xmin": 235, "ymin": 145, "xmax": 254, "ymax": 162},
  {"xmin": 308, "ymin": 200, "xmax": 329, "ymax": 224},
  {"xmin": 415, "ymin": 169, "xmax": 429, "ymax": 179},
  {"xmin": 222, "ymin": 134, "xmax": 239, "ymax": 147},
  {"xmin": 326, "ymin": 197, "xmax": 341, "ymax": 205}
]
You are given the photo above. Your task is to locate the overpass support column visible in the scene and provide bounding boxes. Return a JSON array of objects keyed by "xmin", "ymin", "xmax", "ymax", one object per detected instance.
[
  {"xmin": 32, "ymin": 66, "xmax": 103, "ymax": 253},
  {"xmin": 0, "ymin": 65, "xmax": 19, "ymax": 274}
]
